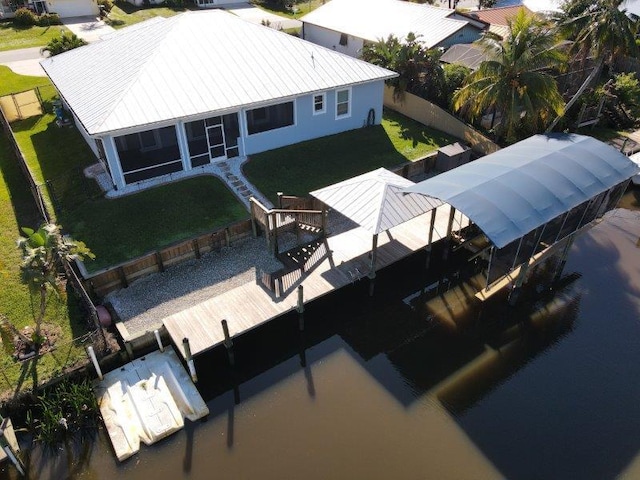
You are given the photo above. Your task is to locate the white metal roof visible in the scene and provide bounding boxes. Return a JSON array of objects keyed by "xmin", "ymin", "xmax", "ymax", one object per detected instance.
[
  {"xmin": 40, "ymin": 10, "xmax": 396, "ymax": 135},
  {"xmin": 405, "ymin": 134, "xmax": 640, "ymax": 248},
  {"xmin": 310, "ymin": 168, "xmax": 442, "ymax": 235},
  {"xmin": 301, "ymin": 0, "xmax": 471, "ymax": 49}
]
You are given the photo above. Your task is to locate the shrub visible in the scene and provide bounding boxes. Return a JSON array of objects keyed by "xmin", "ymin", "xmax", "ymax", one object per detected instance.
[
  {"xmin": 37, "ymin": 13, "xmax": 62, "ymax": 26},
  {"xmin": 163, "ymin": 0, "xmax": 184, "ymax": 7},
  {"xmin": 13, "ymin": 7, "xmax": 37, "ymax": 26},
  {"xmin": 97, "ymin": 0, "xmax": 114, "ymax": 11},
  {"xmin": 612, "ymin": 72, "xmax": 640, "ymax": 120}
]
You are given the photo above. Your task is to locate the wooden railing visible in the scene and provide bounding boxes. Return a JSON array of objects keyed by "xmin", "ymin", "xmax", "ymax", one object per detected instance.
[{"xmin": 250, "ymin": 197, "xmax": 326, "ymax": 256}]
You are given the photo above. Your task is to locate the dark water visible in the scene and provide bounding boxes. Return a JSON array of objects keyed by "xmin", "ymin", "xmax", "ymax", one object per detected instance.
[{"xmin": 3, "ymin": 203, "xmax": 640, "ymax": 480}]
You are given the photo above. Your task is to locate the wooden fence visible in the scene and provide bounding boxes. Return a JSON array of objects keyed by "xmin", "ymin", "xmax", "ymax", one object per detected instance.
[
  {"xmin": 384, "ymin": 86, "xmax": 500, "ymax": 156},
  {"xmin": 83, "ymin": 219, "xmax": 253, "ymax": 297}
]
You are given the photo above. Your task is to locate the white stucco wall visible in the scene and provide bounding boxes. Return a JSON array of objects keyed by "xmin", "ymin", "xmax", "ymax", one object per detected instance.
[{"xmin": 303, "ymin": 23, "xmax": 365, "ymax": 58}]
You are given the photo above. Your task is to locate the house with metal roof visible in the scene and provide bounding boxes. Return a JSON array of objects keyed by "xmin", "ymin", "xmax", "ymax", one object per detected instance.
[
  {"xmin": 300, "ymin": 0, "xmax": 486, "ymax": 58},
  {"xmin": 40, "ymin": 10, "xmax": 396, "ymax": 194}
]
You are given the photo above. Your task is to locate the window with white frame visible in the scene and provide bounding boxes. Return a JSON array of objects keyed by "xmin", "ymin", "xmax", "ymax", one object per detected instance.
[
  {"xmin": 336, "ymin": 88, "xmax": 351, "ymax": 119},
  {"xmin": 313, "ymin": 93, "xmax": 326, "ymax": 115}
]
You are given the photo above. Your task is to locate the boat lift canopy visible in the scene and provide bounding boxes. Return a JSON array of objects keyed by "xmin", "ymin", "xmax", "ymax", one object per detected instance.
[{"xmin": 405, "ymin": 134, "xmax": 639, "ymax": 249}]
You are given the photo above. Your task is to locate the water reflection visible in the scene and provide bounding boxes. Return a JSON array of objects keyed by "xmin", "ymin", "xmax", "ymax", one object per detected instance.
[{"xmin": 2, "ymin": 210, "xmax": 640, "ymax": 480}]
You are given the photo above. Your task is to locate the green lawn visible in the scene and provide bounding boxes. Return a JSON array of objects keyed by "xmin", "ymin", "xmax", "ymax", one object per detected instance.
[
  {"xmin": 105, "ymin": 4, "xmax": 187, "ymax": 28},
  {"xmin": 251, "ymin": 0, "xmax": 324, "ymax": 19},
  {"xmin": 0, "ymin": 22, "xmax": 65, "ymax": 52},
  {"xmin": 60, "ymin": 177, "xmax": 248, "ymax": 272},
  {"xmin": 244, "ymin": 109, "xmax": 456, "ymax": 203},
  {"xmin": 0, "ymin": 112, "xmax": 86, "ymax": 400}
]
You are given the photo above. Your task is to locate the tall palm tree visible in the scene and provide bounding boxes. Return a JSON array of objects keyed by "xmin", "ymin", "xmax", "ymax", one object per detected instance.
[
  {"xmin": 546, "ymin": 0, "xmax": 639, "ymax": 131},
  {"xmin": 453, "ymin": 9, "xmax": 566, "ymax": 142}
]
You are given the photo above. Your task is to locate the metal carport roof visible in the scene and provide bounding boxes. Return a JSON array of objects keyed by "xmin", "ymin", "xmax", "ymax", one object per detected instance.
[{"xmin": 404, "ymin": 134, "xmax": 640, "ymax": 248}]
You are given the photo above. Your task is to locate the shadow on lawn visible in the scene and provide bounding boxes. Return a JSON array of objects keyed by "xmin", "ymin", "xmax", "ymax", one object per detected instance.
[{"xmin": 0, "ymin": 136, "xmax": 42, "ymax": 228}]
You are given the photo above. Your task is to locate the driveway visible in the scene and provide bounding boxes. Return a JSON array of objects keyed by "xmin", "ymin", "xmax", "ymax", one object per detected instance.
[
  {"xmin": 225, "ymin": 2, "xmax": 302, "ymax": 30},
  {"xmin": 62, "ymin": 16, "xmax": 116, "ymax": 42},
  {"xmin": 0, "ymin": 47, "xmax": 47, "ymax": 76}
]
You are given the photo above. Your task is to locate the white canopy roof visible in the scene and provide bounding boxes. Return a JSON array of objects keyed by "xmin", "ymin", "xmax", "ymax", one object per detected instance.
[
  {"xmin": 41, "ymin": 10, "xmax": 396, "ymax": 136},
  {"xmin": 311, "ymin": 168, "xmax": 442, "ymax": 235},
  {"xmin": 301, "ymin": 0, "xmax": 471, "ymax": 49}
]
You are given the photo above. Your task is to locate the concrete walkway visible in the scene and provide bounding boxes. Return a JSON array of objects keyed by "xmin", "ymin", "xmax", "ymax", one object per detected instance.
[{"xmin": 0, "ymin": 47, "xmax": 47, "ymax": 76}]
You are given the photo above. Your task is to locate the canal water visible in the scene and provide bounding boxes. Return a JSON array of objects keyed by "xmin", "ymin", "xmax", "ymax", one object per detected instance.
[{"xmin": 2, "ymin": 201, "xmax": 640, "ymax": 480}]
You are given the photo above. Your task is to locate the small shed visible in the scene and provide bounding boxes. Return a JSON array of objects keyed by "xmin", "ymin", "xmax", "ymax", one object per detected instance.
[{"xmin": 435, "ymin": 142, "xmax": 472, "ymax": 172}]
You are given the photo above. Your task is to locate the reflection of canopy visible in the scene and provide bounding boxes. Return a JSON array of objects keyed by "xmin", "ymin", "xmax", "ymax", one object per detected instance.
[
  {"xmin": 405, "ymin": 134, "xmax": 639, "ymax": 249},
  {"xmin": 310, "ymin": 168, "xmax": 442, "ymax": 235}
]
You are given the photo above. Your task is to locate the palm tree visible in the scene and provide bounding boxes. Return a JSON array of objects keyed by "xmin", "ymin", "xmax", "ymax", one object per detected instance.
[
  {"xmin": 40, "ymin": 31, "xmax": 87, "ymax": 57},
  {"xmin": 453, "ymin": 9, "xmax": 566, "ymax": 142},
  {"xmin": 546, "ymin": 0, "xmax": 639, "ymax": 131},
  {"xmin": 18, "ymin": 224, "xmax": 94, "ymax": 353}
]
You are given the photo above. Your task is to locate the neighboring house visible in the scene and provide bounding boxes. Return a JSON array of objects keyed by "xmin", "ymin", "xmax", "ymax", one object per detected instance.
[
  {"xmin": 123, "ymin": 0, "xmax": 244, "ymax": 7},
  {"xmin": 300, "ymin": 0, "xmax": 487, "ymax": 58},
  {"xmin": 0, "ymin": 0, "xmax": 98, "ymax": 18},
  {"xmin": 440, "ymin": 43, "xmax": 487, "ymax": 71},
  {"xmin": 463, "ymin": 5, "xmax": 533, "ymax": 39},
  {"xmin": 40, "ymin": 10, "xmax": 396, "ymax": 194}
]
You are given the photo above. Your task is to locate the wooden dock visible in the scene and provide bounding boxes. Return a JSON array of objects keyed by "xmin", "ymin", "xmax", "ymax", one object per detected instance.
[{"xmin": 164, "ymin": 205, "xmax": 465, "ymax": 359}]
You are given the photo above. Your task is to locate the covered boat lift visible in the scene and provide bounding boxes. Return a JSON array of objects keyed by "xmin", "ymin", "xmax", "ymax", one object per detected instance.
[{"xmin": 405, "ymin": 134, "xmax": 640, "ymax": 301}]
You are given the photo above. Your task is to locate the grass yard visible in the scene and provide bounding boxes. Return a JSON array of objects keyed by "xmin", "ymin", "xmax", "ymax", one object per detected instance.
[
  {"xmin": 0, "ymin": 22, "xmax": 65, "ymax": 52},
  {"xmin": 244, "ymin": 108, "xmax": 456, "ymax": 203},
  {"xmin": 251, "ymin": 0, "xmax": 324, "ymax": 19},
  {"xmin": 0, "ymin": 115, "xmax": 87, "ymax": 400},
  {"xmin": 105, "ymin": 3, "xmax": 187, "ymax": 28},
  {"xmin": 59, "ymin": 177, "xmax": 248, "ymax": 272}
]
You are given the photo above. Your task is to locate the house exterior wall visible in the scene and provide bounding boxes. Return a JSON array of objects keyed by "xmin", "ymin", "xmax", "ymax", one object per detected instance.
[
  {"xmin": 48, "ymin": 0, "xmax": 99, "ymax": 17},
  {"xmin": 95, "ymin": 80, "xmax": 385, "ymax": 191},
  {"xmin": 434, "ymin": 25, "xmax": 482, "ymax": 49},
  {"xmin": 71, "ymin": 110, "xmax": 100, "ymax": 158},
  {"xmin": 242, "ymin": 81, "xmax": 384, "ymax": 155},
  {"xmin": 303, "ymin": 23, "xmax": 365, "ymax": 58}
]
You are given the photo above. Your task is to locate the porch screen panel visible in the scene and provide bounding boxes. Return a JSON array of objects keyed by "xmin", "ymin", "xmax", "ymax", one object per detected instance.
[
  {"xmin": 186, "ymin": 119, "xmax": 209, "ymax": 168},
  {"xmin": 246, "ymin": 102, "xmax": 294, "ymax": 135},
  {"xmin": 223, "ymin": 113, "xmax": 240, "ymax": 158},
  {"xmin": 115, "ymin": 126, "xmax": 182, "ymax": 184}
]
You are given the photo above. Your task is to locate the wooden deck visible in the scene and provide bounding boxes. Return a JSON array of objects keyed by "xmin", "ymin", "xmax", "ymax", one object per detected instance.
[{"xmin": 164, "ymin": 205, "xmax": 465, "ymax": 359}]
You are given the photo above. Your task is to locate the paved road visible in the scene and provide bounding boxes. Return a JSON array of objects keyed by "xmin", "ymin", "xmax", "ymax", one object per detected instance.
[{"xmin": 0, "ymin": 47, "xmax": 46, "ymax": 76}]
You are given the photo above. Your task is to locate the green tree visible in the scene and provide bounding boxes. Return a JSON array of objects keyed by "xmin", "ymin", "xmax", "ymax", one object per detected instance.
[
  {"xmin": 361, "ymin": 33, "xmax": 445, "ymax": 104},
  {"xmin": 41, "ymin": 31, "xmax": 87, "ymax": 57},
  {"xmin": 453, "ymin": 9, "xmax": 566, "ymax": 142},
  {"xmin": 18, "ymin": 224, "xmax": 93, "ymax": 359},
  {"xmin": 547, "ymin": 0, "xmax": 639, "ymax": 131}
]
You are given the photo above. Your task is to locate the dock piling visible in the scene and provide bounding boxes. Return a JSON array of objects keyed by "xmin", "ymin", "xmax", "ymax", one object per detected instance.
[
  {"xmin": 221, "ymin": 320, "xmax": 235, "ymax": 366},
  {"xmin": 154, "ymin": 329, "xmax": 164, "ymax": 352},
  {"xmin": 86, "ymin": 345, "xmax": 103, "ymax": 381},
  {"xmin": 183, "ymin": 337, "xmax": 198, "ymax": 383},
  {"xmin": 297, "ymin": 285, "xmax": 305, "ymax": 331}
]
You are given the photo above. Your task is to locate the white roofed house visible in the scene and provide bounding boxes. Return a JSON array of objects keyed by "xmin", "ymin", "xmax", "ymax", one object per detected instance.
[
  {"xmin": 300, "ymin": 0, "xmax": 486, "ymax": 58},
  {"xmin": 40, "ymin": 10, "xmax": 396, "ymax": 194}
]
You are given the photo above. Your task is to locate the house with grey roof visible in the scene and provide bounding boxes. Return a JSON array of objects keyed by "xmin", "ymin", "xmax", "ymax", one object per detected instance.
[
  {"xmin": 300, "ymin": 0, "xmax": 486, "ymax": 58},
  {"xmin": 40, "ymin": 10, "xmax": 396, "ymax": 194}
]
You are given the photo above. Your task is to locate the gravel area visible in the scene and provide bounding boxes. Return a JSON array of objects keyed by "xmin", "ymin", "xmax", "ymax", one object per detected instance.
[
  {"xmin": 107, "ymin": 236, "xmax": 283, "ymax": 336},
  {"xmin": 107, "ymin": 210, "xmax": 360, "ymax": 338}
]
